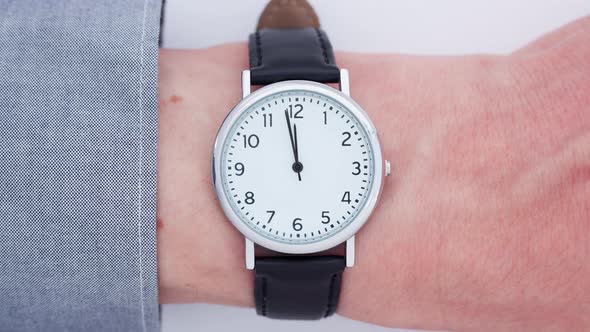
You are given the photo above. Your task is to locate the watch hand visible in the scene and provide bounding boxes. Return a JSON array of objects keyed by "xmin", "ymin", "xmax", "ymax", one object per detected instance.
[
  {"xmin": 284, "ymin": 109, "xmax": 303, "ymax": 181},
  {"xmin": 293, "ymin": 124, "xmax": 302, "ymax": 181},
  {"xmin": 284, "ymin": 109, "xmax": 297, "ymax": 159}
]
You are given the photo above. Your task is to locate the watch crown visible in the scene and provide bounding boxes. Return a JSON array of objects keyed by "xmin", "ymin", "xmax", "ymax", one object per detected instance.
[{"xmin": 385, "ymin": 160, "xmax": 391, "ymax": 176}]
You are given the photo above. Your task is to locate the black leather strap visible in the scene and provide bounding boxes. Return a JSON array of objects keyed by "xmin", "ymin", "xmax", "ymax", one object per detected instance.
[
  {"xmin": 255, "ymin": 256, "xmax": 346, "ymax": 319},
  {"xmin": 249, "ymin": 23, "xmax": 344, "ymax": 320},
  {"xmin": 248, "ymin": 27, "xmax": 340, "ymax": 85}
]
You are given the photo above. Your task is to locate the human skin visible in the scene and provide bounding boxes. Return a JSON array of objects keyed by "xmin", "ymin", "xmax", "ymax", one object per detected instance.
[{"xmin": 156, "ymin": 16, "xmax": 590, "ymax": 331}]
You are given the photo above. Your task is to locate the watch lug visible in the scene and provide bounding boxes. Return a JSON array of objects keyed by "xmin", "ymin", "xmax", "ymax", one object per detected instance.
[
  {"xmin": 242, "ymin": 70, "xmax": 251, "ymax": 98},
  {"xmin": 339, "ymin": 69, "xmax": 350, "ymax": 96},
  {"xmin": 346, "ymin": 235, "xmax": 355, "ymax": 267},
  {"xmin": 245, "ymin": 237, "xmax": 255, "ymax": 270}
]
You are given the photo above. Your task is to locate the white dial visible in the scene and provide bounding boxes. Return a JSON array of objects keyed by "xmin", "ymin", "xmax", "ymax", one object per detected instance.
[{"xmin": 216, "ymin": 83, "xmax": 380, "ymax": 248}]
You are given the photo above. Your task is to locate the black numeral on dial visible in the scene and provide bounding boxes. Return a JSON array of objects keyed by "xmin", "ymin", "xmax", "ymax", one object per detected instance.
[
  {"xmin": 243, "ymin": 134, "xmax": 259, "ymax": 148},
  {"xmin": 263, "ymin": 113, "xmax": 272, "ymax": 127},
  {"xmin": 321, "ymin": 211, "xmax": 331, "ymax": 224},
  {"xmin": 245, "ymin": 191, "xmax": 255, "ymax": 204},
  {"xmin": 266, "ymin": 210, "xmax": 275, "ymax": 223},
  {"xmin": 352, "ymin": 161, "xmax": 361, "ymax": 175},
  {"xmin": 288, "ymin": 104, "xmax": 303, "ymax": 119},
  {"xmin": 341, "ymin": 191, "xmax": 351, "ymax": 204},
  {"xmin": 292, "ymin": 218, "xmax": 303, "ymax": 231},
  {"xmin": 234, "ymin": 162, "xmax": 245, "ymax": 176},
  {"xmin": 342, "ymin": 132, "xmax": 352, "ymax": 146}
]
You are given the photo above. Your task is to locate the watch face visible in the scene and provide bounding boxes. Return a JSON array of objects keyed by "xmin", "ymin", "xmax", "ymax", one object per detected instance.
[{"xmin": 213, "ymin": 81, "xmax": 383, "ymax": 253}]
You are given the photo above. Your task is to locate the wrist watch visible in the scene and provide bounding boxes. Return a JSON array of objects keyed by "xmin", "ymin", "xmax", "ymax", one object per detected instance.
[{"xmin": 212, "ymin": 0, "xmax": 390, "ymax": 320}]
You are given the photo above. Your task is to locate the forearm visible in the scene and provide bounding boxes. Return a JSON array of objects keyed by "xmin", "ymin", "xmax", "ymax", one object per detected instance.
[{"xmin": 156, "ymin": 18, "xmax": 590, "ymax": 331}]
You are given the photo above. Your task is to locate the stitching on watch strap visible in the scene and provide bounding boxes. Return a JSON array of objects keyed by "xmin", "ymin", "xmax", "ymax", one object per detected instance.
[
  {"xmin": 260, "ymin": 276, "xmax": 268, "ymax": 316},
  {"xmin": 324, "ymin": 273, "xmax": 338, "ymax": 317},
  {"xmin": 314, "ymin": 28, "xmax": 330, "ymax": 65},
  {"xmin": 255, "ymin": 30, "xmax": 263, "ymax": 67}
]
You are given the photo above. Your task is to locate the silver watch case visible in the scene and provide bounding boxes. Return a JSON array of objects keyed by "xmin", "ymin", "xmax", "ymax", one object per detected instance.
[{"xmin": 212, "ymin": 69, "xmax": 385, "ymax": 269}]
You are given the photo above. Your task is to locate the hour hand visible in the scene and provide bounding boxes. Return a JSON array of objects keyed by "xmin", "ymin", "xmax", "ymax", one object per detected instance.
[{"xmin": 284, "ymin": 109, "xmax": 296, "ymax": 158}]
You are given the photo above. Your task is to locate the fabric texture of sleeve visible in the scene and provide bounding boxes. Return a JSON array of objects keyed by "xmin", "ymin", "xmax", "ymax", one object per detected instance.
[{"xmin": 0, "ymin": 1, "xmax": 162, "ymax": 331}]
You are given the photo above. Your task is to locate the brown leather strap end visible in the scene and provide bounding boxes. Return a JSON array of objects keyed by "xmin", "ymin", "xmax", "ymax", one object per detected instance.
[{"xmin": 257, "ymin": 0, "xmax": 320, "ymax": 30}]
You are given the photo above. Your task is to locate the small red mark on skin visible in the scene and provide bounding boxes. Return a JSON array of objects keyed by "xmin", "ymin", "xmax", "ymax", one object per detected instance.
[
  {"xmin": 156, "ymin": 217, "xmax": 164, "ymax": 230},
  {"xmin": 169, "ymin": 94, "xmax": 183, "ymax": 104}
]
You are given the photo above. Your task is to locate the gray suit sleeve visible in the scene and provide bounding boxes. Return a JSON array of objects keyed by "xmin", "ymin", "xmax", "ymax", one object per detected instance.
[{"xmin": 0, "ymin": 1, "xmax": 162, "ymax": 331}]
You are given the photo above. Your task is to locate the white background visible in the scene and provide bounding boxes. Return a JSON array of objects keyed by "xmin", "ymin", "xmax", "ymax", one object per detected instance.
[{"xmin": 160, "ymin": 1, "xmax": 590, "ymax": 331}]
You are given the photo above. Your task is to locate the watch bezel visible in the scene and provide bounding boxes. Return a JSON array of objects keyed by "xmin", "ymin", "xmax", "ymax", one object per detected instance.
[{"xmin": 212, "ymin": 79, "xmax": 384, "ymax": 254}]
